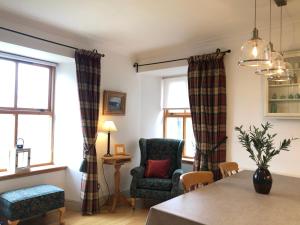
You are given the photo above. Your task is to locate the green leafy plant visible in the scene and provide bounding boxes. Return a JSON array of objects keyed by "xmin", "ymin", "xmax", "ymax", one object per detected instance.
[{"xmin": 235, "ymin": 122, "xmax": 296, "ymax": 169}]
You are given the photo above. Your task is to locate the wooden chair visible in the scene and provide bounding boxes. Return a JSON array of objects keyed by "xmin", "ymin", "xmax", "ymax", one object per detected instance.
[
  {"xmin": 219, "ymin": 162, "xmax": 239, "ymax": 178},
  {"xmin": 180, "ymin": 171, "xmax": 214, "ymax": 193}
]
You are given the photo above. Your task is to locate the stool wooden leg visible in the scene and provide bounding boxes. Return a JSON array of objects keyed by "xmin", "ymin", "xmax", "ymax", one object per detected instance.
[
  {"xmin": 8, "ymin": 220, "xmax": 19, "ymax": 225},
  {"xmin": 131, "ymin": 198, "xmax": 136, "ymax": 210},
  {"xmin": 58, "ymin": 207, "xmax": 66, "ymax": 225}
]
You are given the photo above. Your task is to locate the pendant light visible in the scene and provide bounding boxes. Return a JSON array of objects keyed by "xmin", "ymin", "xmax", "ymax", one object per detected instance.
[
  {"xmin": 268, "ymin": 5, "xmax": 295, "ymax": 82},
  {"xmin": 238, "ymin": 0, "xmax": 271, "ymax": 67},
  {"xmin": 255, "ymin": 0, "xmax": 285, "ymax": 76}
]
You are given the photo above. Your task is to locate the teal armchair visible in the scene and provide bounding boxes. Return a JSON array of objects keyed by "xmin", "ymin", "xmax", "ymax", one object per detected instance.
[{"xmin": 130, "ymin": 138, "xmax": 184, "ymax": 207}]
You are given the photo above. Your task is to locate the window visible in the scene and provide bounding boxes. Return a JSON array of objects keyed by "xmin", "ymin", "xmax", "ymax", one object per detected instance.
[
  {"xmin": 0, "ymin": 57, "xmax": 55, "ymax": 171},
  {"xmin": 163, "ymin": 109, "xmax": 195, "ymax": 158},
  {"xmin": 162, "ymin": 76, "xmax": 195, "ymax": 158}
]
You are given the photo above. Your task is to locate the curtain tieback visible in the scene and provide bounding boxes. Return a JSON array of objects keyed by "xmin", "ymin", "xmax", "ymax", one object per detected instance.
[
  {"xmin": 83, "ymin": 142, "xmax": 97, "ymax": 157},
  {"xmin": 79, "ymin": 142, "xmax": 96, "ymax": 173}
]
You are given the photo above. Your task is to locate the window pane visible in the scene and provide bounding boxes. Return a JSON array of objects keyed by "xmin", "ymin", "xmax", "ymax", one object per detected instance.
[
  {"xmin": 166, "ymin": 117, "xmax": 183, "ymax": 140},
  {"xmin": 17, "ymin": 63, "xmax": 50, "ymax": 109},
  {"xmin": 0, "ymin": 114, "xmax": 15, "ymax": 169},
  {"xmin": 0, "ymin": 59, "xmax": 15, "ymax": 107},
  {"xmin": 185, "ymin": 118, "xmax": 196, "ymax": 157},
  {"xmin": 18, "ymin": 115, "xmax": 52, "ymax": 165}
]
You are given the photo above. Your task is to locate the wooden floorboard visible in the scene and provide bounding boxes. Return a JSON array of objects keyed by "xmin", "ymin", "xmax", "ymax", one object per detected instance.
[{"xmin": 17, "ymin": 205, "xmax": 149, "ymax": 225}]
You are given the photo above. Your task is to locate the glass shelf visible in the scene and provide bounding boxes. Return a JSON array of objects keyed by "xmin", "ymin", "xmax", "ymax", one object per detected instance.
[
  {"xmin": 269, "ymin": 83, "xmax": 300, "ymax": 87},
  {"xmin": 269, "ymin": 99, "xmax": 300, "ymax": 102},
  {"xmin": 265, "ymin": 50, "xmax": 300, "ymax": 118}
]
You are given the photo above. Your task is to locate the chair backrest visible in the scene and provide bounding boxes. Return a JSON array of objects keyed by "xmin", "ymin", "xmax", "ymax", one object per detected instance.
[
  {"xmin": 180, "ymin": 171, "xmax": 213, "ymax": 192},
  {"xmin": 219, "ymin": 162, "xmax": 239, "ymax": 178},
  {"xmin": 139, "ymin": 138, "xmax": 184, "ymax": 178}
]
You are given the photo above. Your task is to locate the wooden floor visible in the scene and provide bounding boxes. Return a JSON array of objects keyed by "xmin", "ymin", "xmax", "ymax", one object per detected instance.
[{"xmin": 18, "ymin": 205, "xmax": 149, "ymax": 225}]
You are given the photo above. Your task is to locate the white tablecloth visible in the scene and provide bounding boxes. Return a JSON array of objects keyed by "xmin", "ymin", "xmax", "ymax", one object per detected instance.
[{"xmin": 146, "ymin": 170, "xmax": 300, "ymax": 225}]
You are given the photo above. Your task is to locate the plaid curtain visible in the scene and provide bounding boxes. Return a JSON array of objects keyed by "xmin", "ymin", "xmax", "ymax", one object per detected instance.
[
  {"xmin": 187, "ymin": 53, "xmax": 226, "ymax": 180},
  {"xmin": 75, "ymin": 49, "xmax": 101, "ymax": 215}
]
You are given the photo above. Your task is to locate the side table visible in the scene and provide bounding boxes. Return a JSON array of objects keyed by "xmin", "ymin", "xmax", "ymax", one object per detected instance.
[{"xmin": 101, "ymin": 155, "xmax": 132, "ymax": 212}]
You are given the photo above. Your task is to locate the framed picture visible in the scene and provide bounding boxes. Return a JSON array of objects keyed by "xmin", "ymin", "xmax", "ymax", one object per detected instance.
[
  {"xmin": 103, "ymin": 90, "xmax": 126, "ymax": 115},
  {"xmin": 115, "ymin": 144, "xmax": 126, "ymax": 155}
]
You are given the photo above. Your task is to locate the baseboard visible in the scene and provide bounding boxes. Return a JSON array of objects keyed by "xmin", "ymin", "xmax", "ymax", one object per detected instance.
[
  {"xmin": 65, "ymin": 200, "xmax": 82, "ymax": 211},
  {"xmin": 64, "ymin": 190, "xmax": 130, "ymax": 212}
]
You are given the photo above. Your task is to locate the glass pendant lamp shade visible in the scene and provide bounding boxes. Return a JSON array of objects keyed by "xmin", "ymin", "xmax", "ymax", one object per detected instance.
[
  {"xmin": 238, "ymin": 0, "xmax": 271, "ymax": 67},
  {"xmin": 247, "ymin": 0, "xmax": 281, "ymax": 72},
  {"xmin": 267, "ymin": 62, "xmax": 295, "ymax": 82},
  {"xmin": 239, "ymin": 28, "xmax": 271, "ymax": 67},
  {"xmin": 267, "ymin": 5, "xmax": 295, "ymax": 82},
  {"xmin": 255, "ymin": 43, "xmax": 285, "ymax": 76},
  {"xmin": 271, "ymin": 51, "xmax": 285, "ymax": 69}
]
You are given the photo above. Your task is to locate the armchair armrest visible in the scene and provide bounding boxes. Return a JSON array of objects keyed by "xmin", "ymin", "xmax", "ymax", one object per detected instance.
[
  {"xmin": 171, "ymin": 168, "xmax": 184, "ymax": 197},
  {"xmin": 130, "ymin": 166, "xmax": 145, "ymax": 178},
  {"xmin": 130, "ymin": 166, "xmax": 145, "ymax": 198},
  {"xmin": 172, "ymin": 168, "xmax": 184, "ymax": 185}
]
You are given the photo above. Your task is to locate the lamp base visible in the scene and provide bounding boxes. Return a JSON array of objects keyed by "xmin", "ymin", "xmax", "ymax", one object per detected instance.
[{"xmin": 104, "ymin": 153, "xmax": 113, "ymax": 157}]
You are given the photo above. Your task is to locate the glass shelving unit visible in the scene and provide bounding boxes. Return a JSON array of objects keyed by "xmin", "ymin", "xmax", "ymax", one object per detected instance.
[{"xmin": 264, "ymin": 50, "xmax": 300, "ymax": 118}]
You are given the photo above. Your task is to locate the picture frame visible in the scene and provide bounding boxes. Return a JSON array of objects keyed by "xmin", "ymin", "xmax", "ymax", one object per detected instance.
[
  {"xmin": 114, "ymin": 144, "xmax": 126, "ymax": 155},
  {"xmin": 103, "ymin": 90, "xmax": 126, "ymax": 115}
]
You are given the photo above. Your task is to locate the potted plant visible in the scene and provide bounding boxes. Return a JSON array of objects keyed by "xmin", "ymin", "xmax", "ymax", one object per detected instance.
[{"xmin": 235, "ymin": 122, "xmax": 296, "ymax": 194}]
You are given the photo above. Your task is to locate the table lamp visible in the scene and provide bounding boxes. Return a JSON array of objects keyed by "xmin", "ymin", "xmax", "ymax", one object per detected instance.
[{"xmin": 102, "ymin": 120, "xmax": 118, "ymax": 157}]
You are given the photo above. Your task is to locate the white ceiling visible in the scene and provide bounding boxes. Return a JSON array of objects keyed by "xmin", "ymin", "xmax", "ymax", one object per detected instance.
[{"xmin": 0, "ymin": 0, "xmax": 299, "ymax": 56}]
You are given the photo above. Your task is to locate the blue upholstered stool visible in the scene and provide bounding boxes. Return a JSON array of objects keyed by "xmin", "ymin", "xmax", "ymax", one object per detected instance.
[{"xmin": 0, "ymin": 185, "xmax": 65, "ymax": 225}]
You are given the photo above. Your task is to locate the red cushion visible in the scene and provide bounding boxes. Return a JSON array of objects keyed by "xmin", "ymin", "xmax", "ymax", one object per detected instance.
[{"xmin": 144, "ymin": 159, "xmax": 171, "ymax": 178}]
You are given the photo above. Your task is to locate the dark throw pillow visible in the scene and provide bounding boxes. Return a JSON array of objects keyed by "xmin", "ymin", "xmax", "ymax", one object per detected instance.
[{"xmin": 144, "ymin": 159, "xmax": 171, "ymax": 178}]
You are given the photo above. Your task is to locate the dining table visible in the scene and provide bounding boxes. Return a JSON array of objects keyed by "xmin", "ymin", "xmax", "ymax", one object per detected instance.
[{"xmin": 145, "ymin": 170, "xmax": 300, "ymax": 225}]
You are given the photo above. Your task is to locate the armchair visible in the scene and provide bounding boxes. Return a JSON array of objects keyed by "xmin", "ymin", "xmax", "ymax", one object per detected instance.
[{"xmin": 130, "ymin": 138, "xmax": 184, "ymax": 207}]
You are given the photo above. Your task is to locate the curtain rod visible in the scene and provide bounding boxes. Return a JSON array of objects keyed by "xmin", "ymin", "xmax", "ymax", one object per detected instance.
[
  {"xmin": 133, "ymin": 48, "xmax": 231, "ymax": 72},
  {"xmin": 0, "ymin": 26, "xmax": 105, "ymax": 57}
]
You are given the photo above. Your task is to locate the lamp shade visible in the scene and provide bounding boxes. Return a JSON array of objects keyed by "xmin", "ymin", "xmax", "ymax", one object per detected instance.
[
  {"xmin": 238, "ymin": 29, "xmax": 271, "ymax": 67},
  {"xmin": 255, "ymin": 50, "xmax": 285, "ymax": 76},
  {"xmin": 102, "ymin": 121, "xmax": 117, "ymax": 132},
  {"xmin": 267, "ymin": 62, "xmax": 295, "ymax": 82}
]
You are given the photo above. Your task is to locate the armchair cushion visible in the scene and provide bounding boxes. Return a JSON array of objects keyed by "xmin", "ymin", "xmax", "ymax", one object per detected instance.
[
  {"xmin": 137, "ymin": 178, "xmax": 172, "ymax": 191},
  {"xmin": 144, "ymin": 159, "xmax": 171, "ymax": 178}
]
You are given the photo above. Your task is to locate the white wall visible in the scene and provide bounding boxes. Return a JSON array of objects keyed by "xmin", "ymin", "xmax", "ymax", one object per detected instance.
[
  {"xmin": 137, "ymin": 21, "xmax": 300, "ymax": 178},
  {"xmin": 54, "ymin": 61, "xmax": 83, "ymax": 202},
  {"xmin": 97, "ymin": 53, "xmax": 141, "ymax": 196},
  {"xmin": 140, "ymin": 76, "xmax": 163, "ymax": 138},
  {"xmin": 0, "ymin": 171, "xmax": 65, "ymax": 194}
]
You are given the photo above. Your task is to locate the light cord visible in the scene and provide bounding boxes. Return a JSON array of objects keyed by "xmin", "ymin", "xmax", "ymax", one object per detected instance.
[
  {"xmin": 280, "ymin": 6, "xmax": 283, "ymax": 53},
  {"xmin": 269, "ymin": 0, "xmax": 272, "ymax": 43},
  {"xmin": 254, "ymin": 0, "xmax": 257, "ymax": 28},
  {"xmin": 100, "ymin": 162, "xmax": 111, "ymax": 207}
]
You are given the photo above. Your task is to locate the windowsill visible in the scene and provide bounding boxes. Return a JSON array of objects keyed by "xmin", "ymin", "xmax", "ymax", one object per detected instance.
[
  {"xmin": 0, "ymin": 165, "xmax": 67, "ymax": 181},
  {"xmin": 182, "ymin": 157, "xmax": 194, "ymax": 164}
]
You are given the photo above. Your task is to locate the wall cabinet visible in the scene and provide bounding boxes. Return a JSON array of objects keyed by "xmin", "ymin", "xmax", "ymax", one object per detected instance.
[{"xmin": 265, "ymin": 50, "xmax": 300, "ymax": 118}]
